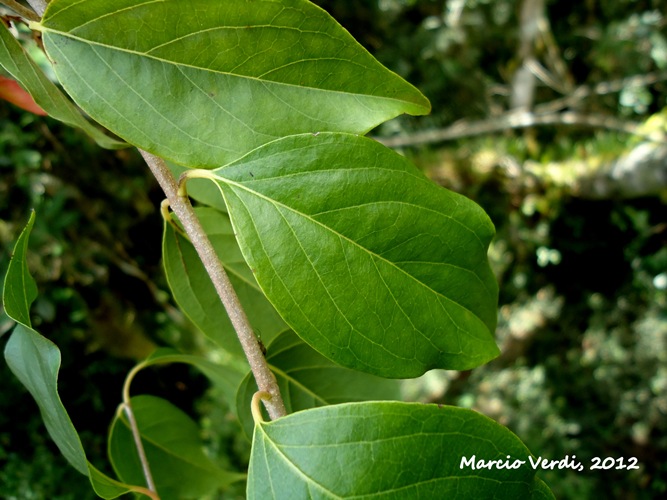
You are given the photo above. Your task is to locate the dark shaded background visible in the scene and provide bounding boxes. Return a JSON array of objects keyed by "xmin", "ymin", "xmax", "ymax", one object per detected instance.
[{"xmin": 2, "ymin": 1, "xmax": 666, "ymax": 498}]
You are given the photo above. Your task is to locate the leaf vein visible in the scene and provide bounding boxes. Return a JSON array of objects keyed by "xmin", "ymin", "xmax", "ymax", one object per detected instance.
[{"xmin": 219, "ymin": 177, "xmax": 490, "ymax": 332}]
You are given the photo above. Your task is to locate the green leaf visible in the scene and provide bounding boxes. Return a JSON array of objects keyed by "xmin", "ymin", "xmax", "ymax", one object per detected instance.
[
  {"xmin": 236, "ymin": 330, "xmax": 400, "ymax": 439},
  {"xmin": 5, "ymin": 324, "xmax": 89, "ymax": 475},
  {"xmin": 162, "ymin": 207, "xmax": 287, "ymax": 356},
  {"xmin": 2, "ymin": 214, "xmax": 141, "ymax": 498},
  {"xmin": 109, "ymin": 395, "xmax": 245, "ymax": 500},
  {"xmin": 0, "ymin": 22, "xmax": 126, "ymax": 149},
  {"xmin": 37, "ymin": 0, "xmax": 430, "ymax": 167},
  {"xmin": 2, "ymin": 211, "xmax": 37, "ymax": 327},
  {"xmin": 531, "ymin": 478, "xmax": 557, "ymax": 499},
  {"xmin": 248, "ymin": 402, "xmax": 554, "ymax": 499},
  {"xmin": 206, "ymin": 133, "xmax": 499, "ymax": 378},
  {"xmin": 134, "ymin": 347, "xmax": 247, "ymax": 409}
]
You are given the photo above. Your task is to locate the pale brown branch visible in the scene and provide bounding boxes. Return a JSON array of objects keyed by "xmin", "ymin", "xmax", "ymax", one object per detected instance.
[
  {"xmin": 535, "ymin": 71, "xmax": 667, "ymax": 114},
  {"xmin": 537, "ymin": 15, "xmax": 575, "ymax": 94},
  {"xmin": 139, "ymin": 150, "xmax": 286, "ymax": 420},
  {"xmin": 525, "ymin": 58, "xmax": 568, "ymax": 95},
  {"xmin": 120, "ymin": 402, "xmax": 158, "ymax": 496},
  {"xmin": 121, "ymin": 361, "xmax": 158, "ymax": 497}
]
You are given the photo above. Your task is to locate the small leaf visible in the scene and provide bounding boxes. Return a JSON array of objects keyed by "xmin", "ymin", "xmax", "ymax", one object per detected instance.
[
  {"xmin": 5, "ymin": 324, "xmax": 89, "ymax": 475},
  {"xmin": 236, "ymin": 330, "xmax": 400, "ymax": 439},
  {"xmin": 38, "ymin": 0, "xmax": 430, "ymax": 167},
  {"xmin": 2, "ymin": 211, "xmax": 37, "ymax": 326},
  {"xmin": 109, "ymin": 395, "xmax": 245, "ymax": 500},
  {"xmin": 0, "ymin": 22, "xmax": 126, "ymax": 149},
  {"xmin": 248, "ymin": 402, "xmax": 554, "ymax": 499},
  {"xmin": 162, "ymin": 207, "xmax": 287, "ymax": 356},
  {"xmin": 208, "ymin": 133, "xmax": 499, "ymax": 378},
  {"xmin": 2, "ymin": 214, "xmax": 141, "ymax": 498}
]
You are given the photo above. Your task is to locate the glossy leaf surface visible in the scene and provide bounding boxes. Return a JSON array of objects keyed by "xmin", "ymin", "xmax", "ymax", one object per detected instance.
[
  {"xmin": 2, "ymin": 213, "xmax": 138, "ymax": 498},
  {"xmin": 38, "ymin": 0, "xmax": 430, "ymax": 167},
  {"xmin": 109, "ymin": 395, "xmax": 245, "ymax": 499},
  {"xmin": 0, "ymin": 22, "xmax": 125, "ymax": 148},
  {"xmin": 236, "ymin": 330, "xmax": 400, "ymax": 438},
  {"xmin": 162, "ymin": 207, "xmax": 287, "ymax": 356},
  {"xmin": 248, "ymin": 402, "xmax": 555, "ymax": 499},
  {"xmin": 208, "ymin": 133, "xmax": 499, "ymax": 377}
]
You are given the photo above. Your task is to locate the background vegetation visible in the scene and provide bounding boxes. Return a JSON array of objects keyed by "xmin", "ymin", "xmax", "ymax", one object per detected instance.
[{"xmin": 1, "ymin": 0, "xmax": 666, "ymax": 498}]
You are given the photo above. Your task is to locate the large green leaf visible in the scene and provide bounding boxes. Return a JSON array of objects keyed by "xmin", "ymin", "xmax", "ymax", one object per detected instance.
[
  {"xmin": 2, "ymin": 213, "xmax": 142, "ymax": 498},
  {"xmin": 205, "ymin": 133, "xmax": 499, "ymax": 378},
  {"xmin": 163, "ymin": 207, "xmax": 288, "ymax": 356},
  {"xmin": 248, "ymin": 402, "xmax": 554, "ymax": 499},
  {"xmin": 236, "ymin": 330, "xmax": 400, "ymax": 439},
  {"xmin": 0, "ymin": 22, "xmax": 126, "ymax": 149},
  {"xmin": 109, "ymin": 395, "xmax": 245, "ymax": 500},
  {"xmin": 36, "ymin": 0, "xmax": 430, "ymax": 167}
]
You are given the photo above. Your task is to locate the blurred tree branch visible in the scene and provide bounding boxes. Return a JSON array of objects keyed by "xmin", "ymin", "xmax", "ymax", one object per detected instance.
[
  {"xmin": 510, "ymin": 0, "xmax": 544, "ymax": 110},
  {"xmin": 379, "ymin": 67, "xmax": 667, "ymax": 149},
  {"xmin": 376, "ymin": 110, "xmax": 644, "ymax": 148},
  {"xmin": 535, "ymin": 71, "xmax": 667, "ymax": 114},
  {"xmin": 1, "ymin": 1, "xmax": 40, "ymax": 21}
]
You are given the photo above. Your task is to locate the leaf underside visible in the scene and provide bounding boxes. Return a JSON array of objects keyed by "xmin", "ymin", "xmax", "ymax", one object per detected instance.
[
  {"xmin": 39, "ymin": 0, "xmax": 430, "ymax": 167},
  {"xmin": 2, "ymin": 213, "xmax": 135, "ymax": 498},
  {"xmin": 212, "ymin": 133, "xmax": 499, "ymax": 378},
  {"xmin": 0, "ymin": 23, "xmax": 126, "ymax": 149},
  {"xmin": 248, "ymin": 402, "xmax": 555, "ymax": 499}
]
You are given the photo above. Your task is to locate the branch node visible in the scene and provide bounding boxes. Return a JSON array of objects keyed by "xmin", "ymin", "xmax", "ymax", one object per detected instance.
[{"xmin": 139, "ymin": 150, "xmax": 287, "ymax": 420}]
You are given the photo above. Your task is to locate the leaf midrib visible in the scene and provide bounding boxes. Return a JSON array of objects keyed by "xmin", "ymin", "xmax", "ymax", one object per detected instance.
[
  {"xmin": 215, "ymin": 161, "xmax": 487, "ymax": 250},
  {"xmin": 40, "ymin": 27, "xmax": 420, "ymax": 104},
  {"xmin": 260, "ymin": 428, "xmax": 344, "ymax": 499},
  {"xmin": 270, "ymin": 363, "xmax": 337, "ymax": 407},
  {"xmin": 120, "ymin": 413, "xmax": 220, "ymax": 474},
  {"xmin": 216, "ymin": 174, "xmax": 490, "ymax": 327},
  {"xmin": 261, "ymin": 426, "xmax": 513, "ymax": 499}
]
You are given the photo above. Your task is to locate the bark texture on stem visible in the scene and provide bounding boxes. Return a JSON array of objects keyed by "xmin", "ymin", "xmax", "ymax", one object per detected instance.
[{"xmin": 139, "ymin": 149, "xmax": 287, "ymax": 420}]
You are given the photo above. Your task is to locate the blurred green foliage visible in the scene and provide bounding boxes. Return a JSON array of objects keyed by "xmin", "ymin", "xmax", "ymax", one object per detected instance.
[
  {"xmin": 429, "ymin": 159, "xmax": 667, "ymax": 499},
  {"xmin": 2, "ymin": 0, "xmax": 667, "ymax": 499},
  {"xmin": 0, "ymin": 106, "xmax": 222, "ymax": 498},
  {"xmin": 314, "ymin": 0, "xmax": 667, "ymax": 498}
]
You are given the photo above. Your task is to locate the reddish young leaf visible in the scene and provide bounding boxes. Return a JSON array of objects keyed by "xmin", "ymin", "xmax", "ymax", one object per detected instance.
[{"xmin": 0, "ymin": 75, "xmax": 47, "ymax": 115}]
